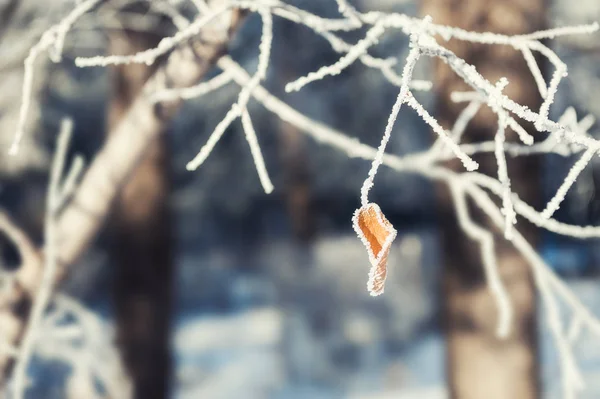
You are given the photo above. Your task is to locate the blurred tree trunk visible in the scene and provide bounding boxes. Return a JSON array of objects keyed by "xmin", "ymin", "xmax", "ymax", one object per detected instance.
[
  {"xmin": 420, "ymin": 1, "xmax": 546, "ymax": 398},
  {"xmin": 107, "ymin": 8, "xmax": 172, "ymax": 399},
  {"xmin": 276, "ymin": 61, "xmax": 315, "ymax": 243},
  {"xmin": 278, "ymin": 114, "xmax": 315, "ymax": 243}
]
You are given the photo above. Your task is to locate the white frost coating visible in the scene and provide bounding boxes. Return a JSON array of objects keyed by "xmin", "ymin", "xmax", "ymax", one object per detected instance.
[
  {"xmin": 241, "ymin": 110, "xmax": 274, "ymax": 194},
  {"xmin": 465, "ymin": 182, "xmax": 587, "ymax": 399},
  {"xmin": 407, "ymin": 95, "xmax": 478, "ymax": 171},
  {"xmin": 517, "ymin": 22, "xmax": 599, "ymax": 40},
  {"xmin": 38, "ymin": 294, "xmax": 132, "ymax": 399},
  {"xmin": 430, "ymin": 100, "xmax": 480, "ymax": 158},
  {"xmin": 12, "ymin": 119, "xmax": 76, "ymax": 399},
  {"xmin": 520, "ymin": 44, "xmax": 548, "ymax": 99},
  {"xmin": 488, "ymin": 78, "xmax": 516, "ymax": 239},
  {"xmin": 285, "ymin": 21, "xmax": 386, "ymax": 92},
  {"xmin": 334, "ymin": 0, "xmax": 361, "ymax": 26},
  {"xmin": 507, "ymin": 117, "xmax": 534, "ymax": 146},
  {"xmin": 451, "ymin": 183, "xmax": 512, "ymax": 338},
  {"xmin": 451, "ymin": 101, "xmax": 481, "ymax": 144},
  {"xmin": 409, "ymin": 80, "xmax": 433, "ymax": 91},
  {"xmin": 495, "ymin": 113, "xmax": 515, "ymax": 240},
  {"xmin": 10, "ymin": 0, "xmax": 102, "ymax": 156},
  {"xmin": 542, "ymin": 146, "xmax": 598, "ymax": 220},
  {"xmin": 75, "ymin": 2, "xmax": 234, "ymax": 67},
  {"xmin": 358, "ymin": 41, "xmax": 420, "ymax": 206},
  {"xmin": 528, "ymin": 40, "xmax": 568, "ymax": 131},
  {"xmin": 186, "ymin": 105, "xmax": 240, "ymax": 171},
  {"xmin": 466, "ymin": 172, "xmax": 600, "ymax": 239},
  {"xmin": 450, "ymin": 90, "xmax": 484, "ymax": 103},
  {"xmin": 578, "ymin": 114, "xmax": 596, "ymax": 134},
  {"xmin": 150, "ymin": 71, "xmax": 233, "ymax": 103},
  {"xmin": 237, "ymin": 8, "xmax": 273, "ymax": 107},
  {"xmin": 537, "ymin": 66, "xmax": 567, "ymax": 131},
  {"xmin": 187, "ymin": 8, "xmax": 272, "ymax": 171}
]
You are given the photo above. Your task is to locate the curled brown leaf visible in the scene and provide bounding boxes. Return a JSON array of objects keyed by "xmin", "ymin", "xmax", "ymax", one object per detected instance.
[{"xmin": 352, "ymin": 203, "xmax": 397, "ymax": 296}]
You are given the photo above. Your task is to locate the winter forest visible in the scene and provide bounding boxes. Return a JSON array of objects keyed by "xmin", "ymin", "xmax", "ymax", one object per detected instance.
[{"xmin": 1, "ymin": 0, "xmax": 600, "ymax": 398}]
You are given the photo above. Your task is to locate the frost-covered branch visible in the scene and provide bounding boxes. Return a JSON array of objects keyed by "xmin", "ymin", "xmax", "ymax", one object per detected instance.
[
  {"xmin": 450, "ymin": 183, "xmax": 511, "ymax": 338},
  {"xmin": 201, "ymin": 5, "xmax": 599, "ymax": 394},
  {"xmin": 37, "ymin": 294, "xmax": 132, "ymax": 399},
  {"xmin": 5, "ymin": 0, "xmax": 600, "ymax": 396},
  {"xmin": 10, "ymin": 0, "xmax": 102, "ymax": 156},
  {"xmin": 2, "ymin": 0, "xmax": 241, "ymax": 389},
  {"xmin": 11, "ymin": 119, "xmax": 75, "ymax": 399},
  {"xmin": 186, "ymin": 7, "xmax": 273, "ymax": 172}
]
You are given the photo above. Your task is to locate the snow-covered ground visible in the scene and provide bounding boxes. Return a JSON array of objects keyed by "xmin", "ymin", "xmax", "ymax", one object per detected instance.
[{"xmin": 171, "ymin": 234, "xmax": 600, "ymax": 399}]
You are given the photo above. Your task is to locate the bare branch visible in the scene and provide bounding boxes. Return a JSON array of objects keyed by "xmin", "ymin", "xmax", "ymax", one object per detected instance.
[
  {"xmin": 11, "ymin": 118, "xmax": 73, "ymax": 399},
  {"xmin": 1, "ymin": 5, "xmax": 242, "ymax": 385}
]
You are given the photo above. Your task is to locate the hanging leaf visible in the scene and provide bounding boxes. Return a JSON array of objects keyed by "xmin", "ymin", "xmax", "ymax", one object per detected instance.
[{"xmin": 352, "ymin": 203, "xmax": 397, "ymax": 296}]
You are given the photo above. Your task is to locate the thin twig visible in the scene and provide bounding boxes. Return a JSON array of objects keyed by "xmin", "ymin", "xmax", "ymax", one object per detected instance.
[{"xmin": 11, "ymin": 119, "xmax": 73, "ymax": 399}]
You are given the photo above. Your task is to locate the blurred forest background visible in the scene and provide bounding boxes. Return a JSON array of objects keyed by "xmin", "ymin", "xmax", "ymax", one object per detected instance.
[{"xmin": 1, "ymin": 0, "xmax": 600, "ymax": 398}]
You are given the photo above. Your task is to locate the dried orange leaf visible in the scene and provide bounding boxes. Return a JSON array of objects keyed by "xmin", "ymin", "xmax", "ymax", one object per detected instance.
[{"xmin": 352, "ymin": 203, "xmax": 397, "ymax": 296}]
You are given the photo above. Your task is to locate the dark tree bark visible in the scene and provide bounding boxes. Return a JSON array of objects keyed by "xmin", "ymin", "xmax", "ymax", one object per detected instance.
[
  {"xmin": 107, "ymin": 10, "xmax": 173, "ymax": 399},
  {"xmin": 274, "ymin": 39, "xmax": 316, "ymax": 244},
  {"xmin": 278, "ymin": 115, "xmax": 315, "ymax": 243},
  {"xmin": 420, "ymin": 1, "xmax": 546, "ymax": 398}
]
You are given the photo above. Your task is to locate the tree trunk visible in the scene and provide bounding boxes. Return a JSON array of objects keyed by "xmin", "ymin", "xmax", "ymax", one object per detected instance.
[
  {"xmin": 420, "ymin": 1, "xmax": 546, "ymax": 398},
  {"xmin": 107, "ymin": 13, "xmax": 172, "ymax": 399}
]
